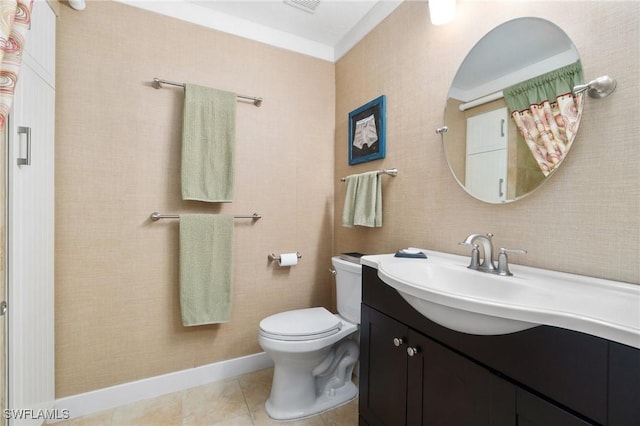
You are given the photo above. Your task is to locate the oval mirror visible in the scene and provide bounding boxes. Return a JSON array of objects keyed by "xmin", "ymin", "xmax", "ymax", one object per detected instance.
[{"xmin": 442, "ymin": 17, "xmax": 584, "ymax": 203}]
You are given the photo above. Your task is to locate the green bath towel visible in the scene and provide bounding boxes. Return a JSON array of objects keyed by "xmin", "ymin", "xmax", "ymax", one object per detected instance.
[
  {"xmin": 341, "ymin": 171, "xmax": 382, "ymax": 228},
  {"xmin": 182, "ymin": 84, "xmax": 237, "ymax": 202},
  {"xmin": 180, "ymin": 214, "xmax": 234, "ymax": 326}
]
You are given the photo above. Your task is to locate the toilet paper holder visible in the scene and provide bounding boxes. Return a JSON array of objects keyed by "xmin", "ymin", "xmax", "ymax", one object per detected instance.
[{"xmin": 268, "ymin": 252, "xmax": 302, "ymax": 262}]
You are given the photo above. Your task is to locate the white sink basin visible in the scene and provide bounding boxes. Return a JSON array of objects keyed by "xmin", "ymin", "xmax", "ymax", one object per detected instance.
[{"xmin": 361, "ymin": 250, "xmax": 640, "ymax": 348}]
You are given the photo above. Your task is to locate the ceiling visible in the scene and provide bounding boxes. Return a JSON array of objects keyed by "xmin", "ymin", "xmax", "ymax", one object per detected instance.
[
  {"xmin": 190, "ymin": 1, "xmax": 379, "ymax": 46},
  {"xmin": 450, "ymin": 17, "xmax": 578, "ymax": 102},
  {"xmin": 117, "ymin": 0, "xmax": 404, "ymax": 61}
]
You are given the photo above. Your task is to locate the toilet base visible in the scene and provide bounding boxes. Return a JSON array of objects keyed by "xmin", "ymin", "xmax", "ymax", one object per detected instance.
[{"xmin": 265, "ymin": 380, "xmax": 358, "ymax": 421}]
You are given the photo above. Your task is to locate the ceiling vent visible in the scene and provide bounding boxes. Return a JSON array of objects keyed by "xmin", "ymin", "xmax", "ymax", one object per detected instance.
[{"xmin": 283, "ymin": 0, "xmax": 320, "ymax": 14}]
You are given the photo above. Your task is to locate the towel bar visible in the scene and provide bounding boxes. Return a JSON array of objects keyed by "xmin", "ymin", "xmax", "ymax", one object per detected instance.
[
  {"xmin": 152, "ymin": 78, "xmax": 263, "ymax": 107},
  {"xmin": 340, "ymin": 168, "xmax": 398, "ymax": 182},
  {"xmin": 150, "ymin": 212, "xmax": 261, "ymax": 221}
]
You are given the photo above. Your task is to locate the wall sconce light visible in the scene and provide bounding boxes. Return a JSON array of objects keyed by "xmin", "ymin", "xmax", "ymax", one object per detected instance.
[
  {"xmin": 429, "ymin": 0, "xmax": 456, "ymax": 25},
  {"xmin": 68, "ymin": 0, "xmax": 86, "ymax": 11}
]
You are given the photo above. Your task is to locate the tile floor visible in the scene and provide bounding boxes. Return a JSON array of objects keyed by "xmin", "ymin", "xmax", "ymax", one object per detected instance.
[{"xmin": 52, "ymin": 368, "xmax": 359, "ymax": 426}]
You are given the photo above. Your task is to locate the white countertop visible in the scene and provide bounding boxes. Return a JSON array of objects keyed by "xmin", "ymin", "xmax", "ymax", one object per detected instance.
[{"xmin": 362, "ymin": 249, "xmax": 640, "ymax": 349}]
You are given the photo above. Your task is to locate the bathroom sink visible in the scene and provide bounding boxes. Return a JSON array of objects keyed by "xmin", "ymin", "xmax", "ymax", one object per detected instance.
[
  {"xmin": 379, "ymin": 260, "xmax": 539, "ymax": 335},
  {"xmin": 361, "ymin": 250, "xmax": 640, "ymax": 348}
]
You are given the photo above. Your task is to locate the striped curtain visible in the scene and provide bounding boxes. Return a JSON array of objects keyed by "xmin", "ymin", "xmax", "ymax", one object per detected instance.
[
  {"xmin": 0, "ymin": 0, "xmax": 32, "ymax": 130},
  {"xmin": 504, "ymin": 62, "xmax": 584, "ymax": 177}
]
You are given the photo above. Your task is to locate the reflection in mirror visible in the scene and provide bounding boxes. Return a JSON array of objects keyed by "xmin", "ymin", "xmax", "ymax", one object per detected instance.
[{"xmin": 442, "ymin": 18, "xmax": 584, "ymax": 203}]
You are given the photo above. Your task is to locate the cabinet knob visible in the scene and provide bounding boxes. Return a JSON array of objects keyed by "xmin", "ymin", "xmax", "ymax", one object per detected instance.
[
  {"xmin": 393, "ymin": 337, "xmax": 404, "ymax": 347},
  {"xmin": 407, "ymin": 346, "xmax": 420, "ymax": 357}
]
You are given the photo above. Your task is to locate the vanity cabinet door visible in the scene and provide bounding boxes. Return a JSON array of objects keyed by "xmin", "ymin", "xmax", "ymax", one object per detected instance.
[
  {"xmin": 360, "ymin": 304, "xmax": 516, "ymax": 426},
  {"xmin": 410, "ymin": 330, "xmax": 515, "ymax": 425},
  {"xmin": 359, "ymin": 305, "xmax": 408, "ymax": 426},
  {"xmin": 516, "ymin": 388, "xmax": 595, "ymax": 426},
  {"xmin": 608, "ymin": 342, "xmax": 640, "ymax": 425}
]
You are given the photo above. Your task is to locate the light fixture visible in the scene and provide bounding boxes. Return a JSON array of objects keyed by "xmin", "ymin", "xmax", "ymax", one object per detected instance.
[
  {"xmin": 68, "ymin": 0, "xmax": 86, "ymax": 11},
  {"xmin": 428, "ymin": 0, "xmax": 456, "ymax": 26}
]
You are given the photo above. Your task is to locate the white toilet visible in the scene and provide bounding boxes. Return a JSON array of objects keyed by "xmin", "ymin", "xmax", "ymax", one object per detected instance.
[{"xmin": 258, "ymin": 256, "xmax": 362, "ymax": 420}]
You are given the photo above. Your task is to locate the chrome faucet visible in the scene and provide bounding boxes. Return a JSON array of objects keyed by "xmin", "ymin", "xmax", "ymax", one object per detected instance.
[
  {"xmin": 460, "ymin": 233, "xmax": 496, "ymax": 272},
  {"xmin": 460, "ymin": 233, "xmax": 527, "ymax": 276}
]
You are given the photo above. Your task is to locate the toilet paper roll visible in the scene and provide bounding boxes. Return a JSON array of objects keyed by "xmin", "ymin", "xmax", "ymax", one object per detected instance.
[{"xmin": 278, "ymin": 253, "xmax": 298, "ymax": 267}]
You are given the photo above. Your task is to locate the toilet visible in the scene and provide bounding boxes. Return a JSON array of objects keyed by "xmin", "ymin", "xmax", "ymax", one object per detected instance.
[{"xmin": 258, "ymin": 256, "xmax": 362, "ymax": 420}]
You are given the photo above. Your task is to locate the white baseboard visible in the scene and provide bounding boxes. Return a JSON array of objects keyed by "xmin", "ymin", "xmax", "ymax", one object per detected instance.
[{"xmin": 53, "ymin": 352, "xmax": 273, "ymax": 421}]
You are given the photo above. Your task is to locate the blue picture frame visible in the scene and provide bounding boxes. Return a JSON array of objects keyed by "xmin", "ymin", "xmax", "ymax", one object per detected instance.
[{"xmin": 348, "ymin": 95, "xmax": 386, "ymax": 165}]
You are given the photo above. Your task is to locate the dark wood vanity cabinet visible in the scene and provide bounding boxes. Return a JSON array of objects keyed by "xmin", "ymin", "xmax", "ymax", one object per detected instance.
[{"xmin": 359, "ymin": 265, "xmax": 640, "ymax": 426}]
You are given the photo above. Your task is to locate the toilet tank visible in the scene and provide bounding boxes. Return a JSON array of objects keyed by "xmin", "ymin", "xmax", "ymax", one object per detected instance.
[{"xmin": 331, "ymin": 256, "xmax": 362, "ymax": 324}]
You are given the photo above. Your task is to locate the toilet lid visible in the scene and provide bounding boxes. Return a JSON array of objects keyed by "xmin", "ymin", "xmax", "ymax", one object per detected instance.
[{"xmin": 259, "ymin": 307, "xmax": 342, "ymax": 341}]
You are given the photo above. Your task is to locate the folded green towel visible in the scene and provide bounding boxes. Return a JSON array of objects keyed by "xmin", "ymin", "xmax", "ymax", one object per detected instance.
[
  {"xmin": 182, "ymin": 84, "xmax": 237, "ymax": 202},
  {"xmin": 341, "ymin": 171, "xmax": 382, "ymax": 228},
  {"xmin": 180, "ymin": 214, "xmax": 234, "ymax": 326}
]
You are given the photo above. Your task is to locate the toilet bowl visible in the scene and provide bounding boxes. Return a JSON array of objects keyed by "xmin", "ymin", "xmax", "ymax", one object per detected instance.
[{"xmin": 258, "ymin": 256, "xmax": 362, "ymax": 420}]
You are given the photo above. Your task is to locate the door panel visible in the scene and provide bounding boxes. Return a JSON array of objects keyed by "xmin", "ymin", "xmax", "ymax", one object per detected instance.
[
  {"xmin": 360, "ymin": 307, "xmax": 408, "ymax": 426},
  {"xmin": 517, "ymin": 388, "xmax": 594, "ymax": 426},
  {"xmin": 466, "ymin": 108, "xmax": 508, "ymax": 203},
  {"xmin": 419, "ymin": 332, "xmax": 515, "ymax": 425},
  {"xmin": 7, "ymin": 59, "xmax": 55, "ymax": 423}
]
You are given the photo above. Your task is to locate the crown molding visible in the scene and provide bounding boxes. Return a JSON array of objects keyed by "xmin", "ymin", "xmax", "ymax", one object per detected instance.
[
  {"xmin": 114, "ymin": 0, "xmax": 402, "ymax": 63},
  {"xmin": 334, "ymin": 1, "xmax": 402, "ymax": 61}
]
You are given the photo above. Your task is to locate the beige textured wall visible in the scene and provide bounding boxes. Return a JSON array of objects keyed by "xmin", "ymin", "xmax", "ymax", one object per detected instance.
[
  {"xmin": 335, "ymin": 1, "xmax": 639, "ymax": 284},
  {"xmin": 56, "ymin": 2, "xmax": 335, "ymax": 396},
  {"xmin": 56, "ymin": 0, "xmax": 639, "ymax": 398}
]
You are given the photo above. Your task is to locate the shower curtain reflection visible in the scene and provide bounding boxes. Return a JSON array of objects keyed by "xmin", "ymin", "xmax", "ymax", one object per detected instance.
[{"xmin": 504, "ymin": 62, "xmax": 584, "ymax": 176}]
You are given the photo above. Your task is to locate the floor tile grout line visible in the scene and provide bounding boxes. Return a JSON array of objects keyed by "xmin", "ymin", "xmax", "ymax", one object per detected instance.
[
  {"xmin": 179, "ymin": 388, "xmax": 187, "ymax": 426},
  {"xmin": 236, "ymin": 377, "xmax": 257, "ymax": 426}
]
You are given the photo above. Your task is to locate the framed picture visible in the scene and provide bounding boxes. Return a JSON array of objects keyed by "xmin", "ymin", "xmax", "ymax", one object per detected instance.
[{"xmin": 348, "ymin": 95, "xmax": 386, "ymax": 165}]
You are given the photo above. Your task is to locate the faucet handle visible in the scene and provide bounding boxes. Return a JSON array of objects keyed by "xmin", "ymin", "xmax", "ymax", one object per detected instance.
[
  {"xmin": 500, "ymin": 247, "xmax": 527, "ymax": 255},
  {"xmin": 497, "ymin": 248, "xmax": 527, "ymax": 276},
  {"xmin": 459, "ymin": 242, "xmax": 480, "ymax": 269}
]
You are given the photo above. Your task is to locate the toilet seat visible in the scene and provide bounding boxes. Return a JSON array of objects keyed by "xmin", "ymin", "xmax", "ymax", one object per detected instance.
[{"xmin": 259, "ymin": 307, "xmax": 343, "ymax": 341}]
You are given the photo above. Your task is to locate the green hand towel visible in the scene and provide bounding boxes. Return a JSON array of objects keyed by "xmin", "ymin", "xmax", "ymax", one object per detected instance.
[
  {"xmin": 180, "ymin": 214, "xmax": 234, "ymax": 326},
  {"xmin": 341, "ymin": 171, "xmax": 382, "ymax": 228},
  {"xmin": 182, "ymin": 84, "xmax": 237, "ymax": 202}
]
